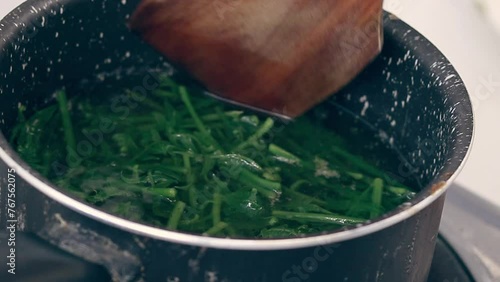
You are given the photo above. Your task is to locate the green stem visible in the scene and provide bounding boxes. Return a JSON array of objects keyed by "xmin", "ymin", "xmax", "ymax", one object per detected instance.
[
  {"xmin": 203, "ymin": 221, "xmax": 228, "ymax": 236},
  {"xmin": 346, "ymin": 172, "xmax": 364, "ymax": 180},
  {"xmin": 370, "ymin": 178, "xmax": 384, "ymax": 218},
  {"xmin": 151, "ymin": 188, "xmax": 177, "ymax": 199},
  {"xmin": 269, "ymin": 144, "xmax": 301, "ymax": 163},
  {"xmin": 235, "ymin": 118, "xmax": 274, "ymax": 151},
  {"xmin": 56, "ymin": 90, "xmax": 76, "ymax": 156},
  {"xmin": 183, "ymin": 153, "xmax": 192, "ymax": 174},
  {"xmin": 212, "ymin": 191, "xmax": 222, "ymax": 226},
  {"xmin": 183, "ymin": 153, "xmax": 197, "ymax": 206},
  {"xmin": 167, "ymin": 201, "xmax": 186, "ymax": 230},
  {"xmin": 239, "ymin": 169, "xmax": 281, "ymax": 191},
  {"xmin": 179, "ymin": 86, "xmax": 221, "ymax": 150},
  {"xmin": 346, "ymin": 187, "xmax": 372, "ymax": 215},
  {"xmin": 283, "ymin": 187, "xmax": 326, "ymax": 205},
  {"xmin": 330, "ymin": 146, "xmax": 386, "ymax": 178},
  {"xmin": 238, "ymin": 169, "xmax": 281, "ymax": 200},
  {"xmin": 158, "ymin": 165, "xmax": 188, "ymax": 174},
  {"xmin": 272, "ymin": 211, "xmax": 365, "ymax": 226},
  {"xmin": 201, "ymin": 111, "xmax": 243, "ymax": 122},
  {"xmin": 188, "ymin": 186, "xmax": 197, "ymax": 208},
  {"xmin": 388, "ymin": 186, "xmax": 413, "ymax": 195}
]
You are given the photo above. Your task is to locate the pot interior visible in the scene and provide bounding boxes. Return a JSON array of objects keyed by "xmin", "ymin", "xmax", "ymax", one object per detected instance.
[{"xmin": 0, "ymin": 0, "xmax": 473, "ymax": 227}]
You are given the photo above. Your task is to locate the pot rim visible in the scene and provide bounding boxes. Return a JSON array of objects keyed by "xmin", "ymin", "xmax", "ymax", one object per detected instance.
[{"xmin": 0, "ymin": 2, "xmax": 475, "ymax": 250}]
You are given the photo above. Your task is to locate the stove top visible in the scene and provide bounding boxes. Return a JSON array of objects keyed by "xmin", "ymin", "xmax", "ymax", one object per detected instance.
[
  {"xmin": 438, "ymin": 184, "xmax": 500, "ymax": 282},
  {"xmin": 428, "ymin": 237, "xmax": 473, "ymax": 282}
]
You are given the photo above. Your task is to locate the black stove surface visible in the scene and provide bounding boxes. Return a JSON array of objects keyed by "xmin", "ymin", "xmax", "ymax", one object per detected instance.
[{"xmin": 428, "ymin": 236, "xmax": 474, "ymax": 282}]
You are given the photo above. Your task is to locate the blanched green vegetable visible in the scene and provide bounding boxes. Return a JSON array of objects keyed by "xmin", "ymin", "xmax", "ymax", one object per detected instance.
[{"xmin": 11, "ymin": 73, "xmax": 416, "ymax": 238}]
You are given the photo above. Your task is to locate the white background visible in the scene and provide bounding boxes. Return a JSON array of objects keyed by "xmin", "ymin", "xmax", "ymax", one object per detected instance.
[{"xmin": 1, "ymin": 0, "xmax": 500, "ymax": 206}]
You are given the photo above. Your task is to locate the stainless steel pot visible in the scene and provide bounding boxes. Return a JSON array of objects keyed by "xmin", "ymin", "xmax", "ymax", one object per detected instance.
[{"xmin": 0, "ymin": 1, "xmax": 473, "ymax": 281}]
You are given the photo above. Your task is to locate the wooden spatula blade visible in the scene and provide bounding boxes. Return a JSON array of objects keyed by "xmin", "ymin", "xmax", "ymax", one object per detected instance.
[{"xmin": 130, "ymin": 0, "xmax": 383, "ymax": 118}]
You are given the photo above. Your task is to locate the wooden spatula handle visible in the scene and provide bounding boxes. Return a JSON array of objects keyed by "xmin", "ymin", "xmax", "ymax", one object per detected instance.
[{"xmin": 131, "ymin": 0, "xmax": 383, "ymax": 117}]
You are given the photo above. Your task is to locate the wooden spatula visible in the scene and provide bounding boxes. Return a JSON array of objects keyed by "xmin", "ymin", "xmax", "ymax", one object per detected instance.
[{"xmin": 130, "ymin": 0, "xmax": 383, "ymax": 118}]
